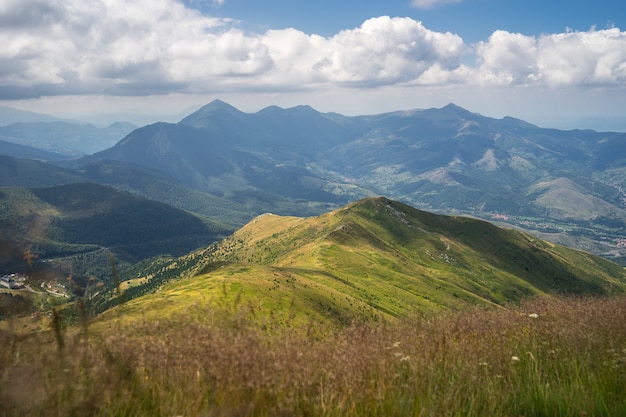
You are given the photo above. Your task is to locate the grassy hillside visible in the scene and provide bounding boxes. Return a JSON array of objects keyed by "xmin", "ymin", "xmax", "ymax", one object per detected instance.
[
  {"xmin": 98, "ymin": 197, "xmax": 626, "ymax": 326},
  {"xmin": 0, "ymin": 183, "xmax": 232, "ymax": 281},
  {"xmin": 3, "ymin": 294, "xmax": 625, "ymax": 416},
  {"xmin": 3, "ymin": 197, "xmax": 626, "ymax": 416}
]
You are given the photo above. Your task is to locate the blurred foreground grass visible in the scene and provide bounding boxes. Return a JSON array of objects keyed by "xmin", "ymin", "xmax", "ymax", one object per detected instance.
[{"xmin": 1, "ymin": 295, "xmax": 625, "ymax": 417}]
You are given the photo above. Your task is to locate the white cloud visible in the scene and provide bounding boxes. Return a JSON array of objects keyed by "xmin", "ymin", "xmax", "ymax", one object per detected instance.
[
  {"xmin": 537, "ymin": 28, "xmax": 626, "ymax": 86},
  {"xmin": 0, "ymin": 0, "xmax": 233, "ymax": 97},
  {"xmin": 474, "ymin": 31, "xmax": 539, "ymax": 85},
  {"xmin": 259, "ymin": 17, "xmax": 466, "ymax": 87},
  {"xmin": 312, "ymin": 17, "xmax": 466, "ymax": 85},
  {"xmin": 0, "ymin": 0, "xmax": 625, "ymax": 103},
  {"xmin": 410, "ymin": 0, "xmax": 464, "ymax": 10},
  {"xmin": 475, "ymin": 28, "xmax": 626, "ymax": 87},
  {"xmin": 0, "ymin": 5, "xmax": 469, "ymax": 97}
]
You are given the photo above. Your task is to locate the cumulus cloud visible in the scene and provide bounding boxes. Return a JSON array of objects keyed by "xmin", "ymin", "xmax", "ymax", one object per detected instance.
[
  {"xmin": 0, "ymin": 0, "xmax": 235, "ymax": 97},
  {"xmin": 475, "ymin": 28, "xmax": 626, "ymax": 87},
  {"xmin": 311, "ymin": 17, "xmax": 466, "ymax": 85},
  {"xmin": 474, "ymin": 31, "xmax": 539, "ymax": 85},
  {"xmin": 0, "ymin": 2, "xmax": 468, "ymax": 98},
  {"xmin": 259, "ymin": 17, "xmax": 466, "ymax": 87},
  {"xmin": 0, "ymin": 0, "xmax": 625, "ymax": 100}
]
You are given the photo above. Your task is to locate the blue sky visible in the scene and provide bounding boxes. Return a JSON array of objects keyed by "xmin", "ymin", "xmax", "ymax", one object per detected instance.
[
  {"xmin": 207, "ymin": 0, "xmax": 624, "ymax": 42},
  {"xmin": 1, "ymin": 0, "xmax": 625, "ymax": 130}
]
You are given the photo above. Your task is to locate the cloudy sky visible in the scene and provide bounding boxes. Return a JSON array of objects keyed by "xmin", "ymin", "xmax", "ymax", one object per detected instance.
[{"xmin": 1, "ymin": 0, "xmax": 625, "ymax": 129}]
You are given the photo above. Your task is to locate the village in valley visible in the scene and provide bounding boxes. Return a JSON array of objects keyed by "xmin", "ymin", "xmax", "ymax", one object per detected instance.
[{"xmin": 1, "ymin": 273, "xmax": 70, "ymax": 298}]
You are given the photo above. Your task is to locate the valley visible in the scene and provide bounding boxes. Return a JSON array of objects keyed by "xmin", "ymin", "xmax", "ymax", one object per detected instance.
[
  {"xmin": 1, "ymin": 101, "xmax": 625, "ymax": 417},
  {"xmin": 2, "ymin": 1, "xmax": 626, "ymax": 413},
  {"xmin": 1, "ymin": 100, "xmax": 625, "ymax": 320}
]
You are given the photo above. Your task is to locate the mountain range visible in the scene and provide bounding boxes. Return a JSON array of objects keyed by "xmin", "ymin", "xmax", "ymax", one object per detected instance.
[
  {"xmin": 70, "ymin": 100, "xmax": 626, "ymax": 261},
  {"xmin": 1, "ymin": 102, "xmax": 625, "ymax": 417},
  {"xmin": 0, "ymin": 105, "xmax": 194, "ymax": 157},
  {"xmin": 1, "ymin": 100, "xmax": 625, "ymax": 282}
]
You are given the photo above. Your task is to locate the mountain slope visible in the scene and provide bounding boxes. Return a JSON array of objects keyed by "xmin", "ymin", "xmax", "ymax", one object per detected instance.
[
  {"xmin": 0, "ymin": 155, "xmax": 84, "ymax": 186},
  {"xmin": 0, "ymin": 105, "xmax": 66, "ymax": 126},
  {"xmin": 0, "ymin": 155, "xmax": 258, "ymax": 229},
  {"xmin": 0, "ymin": 121, "xmax": 136, "ymax": 156},
  {"xmin": 64, "ymin": 101, "xmax": 626, "ymax": 261},
  {"xmin": 0, "ymin": 183, "xmax": 232, "ymax": 278},
  {"xmin": 77, "ymin": 110, "xmax": 373, "ymax": 211},
  {"xmin": 103, "ymin": 197, "xmax": 626, "ymax": 325}
]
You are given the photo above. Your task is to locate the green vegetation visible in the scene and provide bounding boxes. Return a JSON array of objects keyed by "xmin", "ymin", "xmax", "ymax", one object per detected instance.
[
  {"xmin": 0, "ymin": 183, "xmax": 232, "ymax": 275},
  {"xmin": 2, "ymin": 196, "xmax": 626, "ymax": 415},
  {"xmin": 104, "ymin": 197, "xmax": 625, "ymax": 323},
  {"xmin": 1, "ymin": 295, "xmax": 624, "ymax": 416}
]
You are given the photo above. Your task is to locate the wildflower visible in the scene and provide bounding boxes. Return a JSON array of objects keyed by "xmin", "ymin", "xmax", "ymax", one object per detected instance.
[
  {"xmin": 528, "ymin": 313, "xmax": 539, "ymax": 318},
  {"xmin": 479, "ymin": 362, "xmax": 488, "ymax": 367},
  {"xmin": 400, "ymin": 356, "xmax": 410, "ymax": 362},
  {"xmin": 511, "ymin": 356, "xmax": 520, "ymax": 362}
]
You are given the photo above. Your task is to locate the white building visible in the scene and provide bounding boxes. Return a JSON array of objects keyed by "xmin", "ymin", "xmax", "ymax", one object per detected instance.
[{"xmin": 0, "ymin": 274, "xmax": 24, "ymax": 289}]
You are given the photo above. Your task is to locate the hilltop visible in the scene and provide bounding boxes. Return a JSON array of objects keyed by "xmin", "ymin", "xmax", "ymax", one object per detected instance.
[{"xmin": 98, "ymin": 197, "xmax": 626, "ymax": 326}]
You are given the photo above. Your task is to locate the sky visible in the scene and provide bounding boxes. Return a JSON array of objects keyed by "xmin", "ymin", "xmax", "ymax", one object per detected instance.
[{"xmin": 1, "ymin": 0, "xmax": 625, "ymax": 130}]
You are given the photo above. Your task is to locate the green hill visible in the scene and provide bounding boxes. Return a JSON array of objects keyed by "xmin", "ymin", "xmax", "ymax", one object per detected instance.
[
  {"xmin": 99, "ymin": 197, "xmax": 626, "ymax": 326},
  {"xmin": 0, "ymin": 183, "xmax": 232, "ymax": 281}
]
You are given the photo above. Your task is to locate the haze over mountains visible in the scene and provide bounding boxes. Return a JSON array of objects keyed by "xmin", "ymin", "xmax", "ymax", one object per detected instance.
[
  {"xmin": 1, "ymin": 100, "xmax": 625, "ymax": 273},
  {"xmin": 0, "ymin": 104, "xmax": 199, "ymax": 157},
  {"xmin": 81, "ymin": 100, "xmax": 626, "ymax": 259}
]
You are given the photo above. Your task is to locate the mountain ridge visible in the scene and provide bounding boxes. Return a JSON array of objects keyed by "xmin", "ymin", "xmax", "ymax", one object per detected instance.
[
  {"xmin": 101, "ymin": 197, "xmax": 626, "ymax": 323},
  {"xmin": 3, "ymin": 100, "xmax": 626, "ymax": 262}
]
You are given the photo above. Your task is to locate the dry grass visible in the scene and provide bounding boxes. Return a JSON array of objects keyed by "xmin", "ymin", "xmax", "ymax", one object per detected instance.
[{"xmin": 1, "ymin": 295, "xmax": 625, "ymax": 416}]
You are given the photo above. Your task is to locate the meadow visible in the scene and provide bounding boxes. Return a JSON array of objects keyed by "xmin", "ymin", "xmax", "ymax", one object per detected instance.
[{"xmin": 1, "ymin": 294, "xmax": 625, "ymax": 416}]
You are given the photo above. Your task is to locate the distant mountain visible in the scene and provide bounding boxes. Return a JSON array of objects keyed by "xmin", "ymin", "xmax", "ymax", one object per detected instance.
[
  {"xmin": 0, "ymin": 155, "xmax": 260, "ymax": 231},
  {"xmin": 76, "ymin": 107, "xmax": 373, "ymax": 211},
  {"xmin": 79, "ymin": 159, "xmax": 255, "ymax": 228},
  {"xmin": 68, "ymin": 100, "xmax": 626, "ymax": 261},
  {"xmin": 64, "ymin": 104, "xmax": 201, "ymax": 127},
  {"xmin": 0, "ymin": 105, "xmax": 67, "ymax": 126},
  {"xmin": 315, "ymin": 103, "xmax": 626, "ymax": 213},
  {"xmin": 0, "ymin": 140, "xmax": 69, "ymax": 162},
  {"xmin": 0, "ymin": 121, "xmax": 136, "ymax": 156},
  {"xmin": 104, "ymin": 197, "xmax": 626, "ymax": 321}
]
